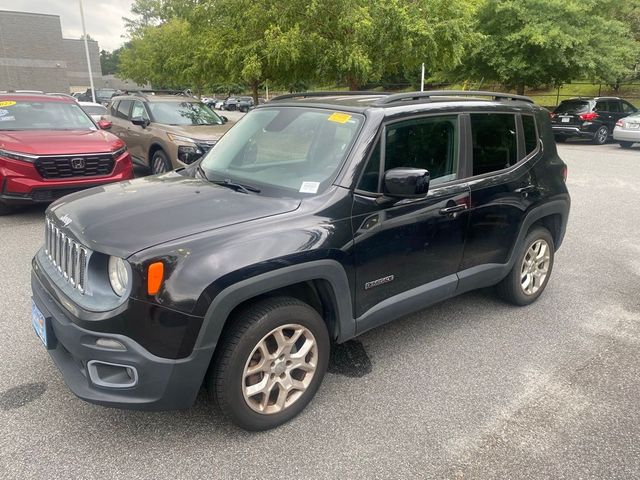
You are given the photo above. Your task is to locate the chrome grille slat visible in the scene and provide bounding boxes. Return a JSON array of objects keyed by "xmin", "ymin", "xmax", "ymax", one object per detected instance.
[{"xmin": 42, "ymin": 217, "xmax": 89, "ymax": 294}]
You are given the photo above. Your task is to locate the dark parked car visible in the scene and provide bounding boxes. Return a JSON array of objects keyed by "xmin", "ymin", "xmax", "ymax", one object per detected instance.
[
  {"xmin": 31, "ymin": 91, "xmax": 570, "ymax": 430},
  {"xmin": 78, "ymin": 88, "xmax": 120, "ymax": 106},
  {"xmin": 550, "ymin": 96, "xmax": 637, "ymax": 144}
]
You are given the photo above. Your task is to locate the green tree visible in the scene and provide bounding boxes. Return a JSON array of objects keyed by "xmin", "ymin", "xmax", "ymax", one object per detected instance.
[
  {"xmin": 100, "ymin": 47, "xmax": 125, "ymax": 75},
  {"xmin": 459, "ymin": 0, "xmax": 638, "ymax": 94}
]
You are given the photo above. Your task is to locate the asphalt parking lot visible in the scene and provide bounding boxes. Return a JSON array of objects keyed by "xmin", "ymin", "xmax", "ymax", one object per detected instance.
[{"xmin": 1, "ymin": 141, "xmax": 639, "ymax": 479}]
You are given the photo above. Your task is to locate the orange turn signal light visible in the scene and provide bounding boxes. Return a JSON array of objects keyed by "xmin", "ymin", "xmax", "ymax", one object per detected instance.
[{"xmin": 147, "ymin": 262, "xmax": 164, "ymax": 295}]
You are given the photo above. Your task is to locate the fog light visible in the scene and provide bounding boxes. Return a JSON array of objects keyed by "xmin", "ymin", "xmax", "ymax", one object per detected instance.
[
  {"xmin": 95, "ymin": 338, "xmax": 126, "ymax": 350},
  {"xmin": 87, "ymin": 360, "xmax": 138, "ymax": 388}
]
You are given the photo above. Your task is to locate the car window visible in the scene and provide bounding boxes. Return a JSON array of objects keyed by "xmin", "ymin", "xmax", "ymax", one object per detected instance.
[
  {"xmin": 594, "ymin": 101, "xmax": 608, "ymax": 112},
  {"xmin": 608, "ymin": 101, "xmax": 621, "ymax": 113},
  {"xmin": 357, "ymin": 115, "xmax": 458, "ymax": 193},
  {"xmin": 146, "ymin": 101, "xmax": 223, "ymax": 125},
  {"xmin": 110, "ymin": 100, "xmax": 119, "ymax": 116},
  {"xmin": 555, "ymin": 101, "xmax": 589, "ymax": 114},
  {"xmin": 621, "ymin": 101, "xmax": 637, "ymax": 114},
  {"xmin": 115, "ymin": 100, "xmax": 132, "ymax": 120},
  {"xmin": 201, "ymin": 107, "xmax": 364, "ymax": 195},
  {"xmin": 471, "ymin": 113, "xmax": 518, "ymax": 176},
  {"xmin": 131, "ymin": 101, "xmax": 149, "ymax": 120},
  {"xmin": 522, "ymin": 115, "xmax": 538, "ymax": 155}
]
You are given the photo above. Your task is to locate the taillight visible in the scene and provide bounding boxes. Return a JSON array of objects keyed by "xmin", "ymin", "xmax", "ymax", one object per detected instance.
[
  {"xmin": 579, "ymin": 112, "xmax": 598, "ymax": 121},
  {"xmin": 616, "ymin": 119, "xmax": 624, "ymax": 127},
  {"xmin": 561, "ymin": 166, "xmax": 568, "ymax": 182},
  {"xmin": 549, "ymin": 111, "xmax": 556, "ymax": 119}
]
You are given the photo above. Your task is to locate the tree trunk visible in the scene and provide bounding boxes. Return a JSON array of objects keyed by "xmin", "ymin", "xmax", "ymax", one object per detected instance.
[
  {"xmin": 346, "ymin": 73, "xmax": 359, "ymax": 91},
  {"xmin": 516, "ymin": 81, "xmax": 525, "ymax": 96}
]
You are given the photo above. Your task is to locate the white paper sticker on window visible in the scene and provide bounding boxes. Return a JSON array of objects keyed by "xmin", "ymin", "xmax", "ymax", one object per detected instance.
[{"xmin": 299, "ymin": 181, "xmax": 320, "ymax": 194}]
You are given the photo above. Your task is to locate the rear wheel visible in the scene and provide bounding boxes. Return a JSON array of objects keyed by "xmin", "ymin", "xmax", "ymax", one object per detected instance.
[
  {"xmin": 619, "ymin": 141, "xmax": 633, "ymax": 149},
  {"xmin": 208, "ymin": 296, "xmax": 330, "ymax": 431},
  {"xmin": 592, "ymin": 126, "xmax": 609, "ymax": 145},
  {"xmin": 150, "ymin": 150, "xmax": 171, "ymax": 175},
  {"xmin": 496, "ymin": 227, "xmax": 555, "ymax": 306}
]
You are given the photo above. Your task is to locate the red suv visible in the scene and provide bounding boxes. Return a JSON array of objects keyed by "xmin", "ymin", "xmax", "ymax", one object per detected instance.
[{"xmin": 0, "ymin": 93, "xmax": 134, "ymax": 215}]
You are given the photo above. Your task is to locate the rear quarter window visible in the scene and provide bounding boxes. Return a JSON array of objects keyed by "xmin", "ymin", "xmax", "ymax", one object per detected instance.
[{"xmin": 522, "ymin": 115, "xmax": 538, "ymax": 155}]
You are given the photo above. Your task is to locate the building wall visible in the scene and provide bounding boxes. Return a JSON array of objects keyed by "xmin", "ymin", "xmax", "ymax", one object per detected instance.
[
  {"xmin": 62, "ymin": 38, "xmax": 104, "ymax": 91},
  {"xmin": 0, "ymin": 10, "xmax": 69, "ymax": 92}
]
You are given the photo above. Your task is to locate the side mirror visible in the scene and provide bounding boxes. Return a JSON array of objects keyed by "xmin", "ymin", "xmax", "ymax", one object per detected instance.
[
  {"xmin": 131, "ymin": 117, "xmax": 149, "ymax": 128},
  {"xmin": 97, "ymin": 119, "xmax": 112, "ymax": 130},
  {"xmin": 220, "ymin": 115, "xmax": 228, "ymax": 124},
  {"xmin": 383, "ymin": 167, "xmax": 430, "ymax": 198}
]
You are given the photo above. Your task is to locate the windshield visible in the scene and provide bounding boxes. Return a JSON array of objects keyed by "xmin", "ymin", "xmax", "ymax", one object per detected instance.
[
  {"xmin": 200, "ymin": 107, "xmax": 364, "ymax": 195},
  {"xmin": 0, "ymin": 100, "xmax": 96, "ymax": 131},
  {"xmin": 82, "ymin": 105, "xmax": 108, "ymax": 115},
  {"xmin": 555, "ymin": 101, "xmax": 590, "ymax": 114},
  {"xmin": 147, "ymin": 101, "xmax": 223, "ymax": 125},
  {"xmin": 96, "ymin": 90, "xmax": 117, "ymax": 101}
]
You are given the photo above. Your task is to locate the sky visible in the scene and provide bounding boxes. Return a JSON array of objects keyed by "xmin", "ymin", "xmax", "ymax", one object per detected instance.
[{"xmin": 0, "ymin": 0, "xmax": 135, "ymax": 51}]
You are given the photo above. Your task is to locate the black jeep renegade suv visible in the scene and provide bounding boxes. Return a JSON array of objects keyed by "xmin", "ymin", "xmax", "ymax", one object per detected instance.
[{"xmin": 31, "ymin": 91, "xmax": 570, "ymax": 430}]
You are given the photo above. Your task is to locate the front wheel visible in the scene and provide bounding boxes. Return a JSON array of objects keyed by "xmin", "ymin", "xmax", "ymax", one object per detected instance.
[
  {"xmin": 208, "ymin": 296, "xmax": 330, "ymax": 431},
  {"xmin": 592, "ymin": 126, "xmax": 609, "ymax": 145},
  {"xmin": 150, "ymin": 150, "xmax": 171, "ymax": 175},
  {"xmin": 495, "ymin": 227, "xmax": 555, "ymax": 306},
  {"xmin": 619, "ymin": 141, "xmax": 633, "ymax": 149}
]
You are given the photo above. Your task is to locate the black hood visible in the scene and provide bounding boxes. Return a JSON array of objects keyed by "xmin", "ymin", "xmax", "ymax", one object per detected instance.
[{"xmin": 48, "ymin": 172, "xmax": 301, "ymax": 258}]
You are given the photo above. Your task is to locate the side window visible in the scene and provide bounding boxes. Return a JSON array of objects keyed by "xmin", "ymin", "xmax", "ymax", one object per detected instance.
[
  {"xmin": 621, "ymin": 101, "xmax": 637, "ymax": 114},
  {"xmin": 522, "ymin": 115, "xmax": 538, "ymax": 155},
  {"xmin": 385, "ymin": 115, "xmax": 458, "ymax": 184},
  {"xmin": 470, "ymin": 113, "xmax": 517, "ymax": 176},
  {"xmin": 608, "ymin": 101, "xmax": 621, "ymax": 113},
  {"xmin": 131, "ymin": 101, "xmax": 149, "ymax": 120},
  {"xmin": 110, "ymin": 100, "xmax": 119, "ymax": 116},
  {"xmin": 594, "ymin": 101, "xmax": 608, "ymax": 112},
  {"xmin": 116, "ymin": 100, "xmax": 132, "ymax": 120}
]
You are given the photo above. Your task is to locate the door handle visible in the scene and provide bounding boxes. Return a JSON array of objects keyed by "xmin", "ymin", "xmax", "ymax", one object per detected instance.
[
  {"xmin": 515, "ymin": 185, "xmax": 536, "ymax": 194},
  {"xmin": 439, "ymin": 204, "xmax": 468, "ymax": 215}
]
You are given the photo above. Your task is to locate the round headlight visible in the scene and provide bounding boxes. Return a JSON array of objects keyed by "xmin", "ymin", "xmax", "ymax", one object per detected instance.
[{"xmin": 108, "ymin": 256, "xmax": 129, "ymax": 297}]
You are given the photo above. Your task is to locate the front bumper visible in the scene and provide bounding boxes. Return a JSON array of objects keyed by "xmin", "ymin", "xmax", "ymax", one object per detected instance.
[
  {"xmin": 0, "ymin": 153, "xmax": 134, "ymax": 206},
  {"xmin": 31, "ymin": 267, "xmax": 214, "ymax": 411}
]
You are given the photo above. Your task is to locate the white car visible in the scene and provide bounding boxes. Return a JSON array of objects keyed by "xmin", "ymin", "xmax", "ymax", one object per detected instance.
[
  {"xmin": 613, "ymin": 113, "xmax": 640, "ymax": 149},
  {"xmin": 79, "ymin": 101, "xmax": 108, "ymax": 122}
]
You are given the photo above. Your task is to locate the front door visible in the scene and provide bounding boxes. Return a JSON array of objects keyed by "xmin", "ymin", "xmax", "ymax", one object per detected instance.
[
  {"xmin": 352, "ymin": 114, "xmax": 471, "ymax": 323},
  {"xmin": 127, "ymin": 100, "xmax": 151, "ymax": 165}
]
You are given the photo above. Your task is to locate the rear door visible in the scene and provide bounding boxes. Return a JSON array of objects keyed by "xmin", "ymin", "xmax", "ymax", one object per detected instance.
[
  {"xmin": 108, "ymin": 99, "xmax": 133, "ymax": 144},
  {"xmin": 460, "ymin": 112, "xmax": 541, "ymax": 281}
]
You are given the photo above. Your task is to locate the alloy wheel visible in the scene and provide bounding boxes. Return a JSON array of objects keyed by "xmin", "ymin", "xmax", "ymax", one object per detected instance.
[
  {"xmin": 153, "ymin": 155, "xmax": 167, "ymax": 174},
  {"xmin": 520, "ymin": 239, "xmax": 551, "ymax": 295},
  {"xmin": 242, "ymin": 324, "xmax": 318, "ymax": 415},
  {"xmin": 596, "ymin": 127, "xmax": 608, "ymax": 144}
]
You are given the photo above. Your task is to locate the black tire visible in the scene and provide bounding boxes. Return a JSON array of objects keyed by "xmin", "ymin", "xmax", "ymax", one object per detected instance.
[
  {"xmin": 150, "ymin": 150, "xmax": 172, "ymax": 175},
  {"xmin": 208, "ymin": 296, "xmax": 330, "ymax": 431},
  {"xmin": 495, "ymin": 227, "xmax": 555, "ymax": 306},
  {"xmin": 619, "ymin": 141, "xmax": 633, "ymax": 149},
  {"xmin": 0, "ymin": 201, "xmax": 15, "ymax": 216},
  {"xmin": 592, "ymin": 125, "xmax": 609, "ymax": 145},
  {"xmin": 554, "ymin": 136, "xmax": 567, "ymax": 143}
]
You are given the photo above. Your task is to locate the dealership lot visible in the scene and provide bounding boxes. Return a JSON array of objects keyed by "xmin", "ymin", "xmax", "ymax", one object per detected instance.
[{"xmin": 1, "ymin": 142, "xmax": 639, "ymax": 479}]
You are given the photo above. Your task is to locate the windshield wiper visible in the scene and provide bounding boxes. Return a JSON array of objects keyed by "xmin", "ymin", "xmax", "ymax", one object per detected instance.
[{"xmin": 211, "ymin": 178, "xmax": 261, "ymax": 194}]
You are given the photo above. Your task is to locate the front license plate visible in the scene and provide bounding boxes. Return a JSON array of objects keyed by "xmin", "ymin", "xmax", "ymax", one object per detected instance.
[
  {"xmin": 31, "ymin": 301, "xmax": 49, "ymax": 348},
  {"xmin": 561, "ymin": 117, "xmax": 571, "ymax": 123}
]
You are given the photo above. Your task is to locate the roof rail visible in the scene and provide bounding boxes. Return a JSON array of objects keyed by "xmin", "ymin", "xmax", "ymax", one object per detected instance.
[
  {"xmin": 373, "ymin": 90, "xmax": 534, "ymax": 106},
  {"xmin": 122, "ymin": 89, "xmax": 192, "ymax": 97},
  {"xmin": 270, "ymin": 91, "xmax": 390, "ymax": 102}
]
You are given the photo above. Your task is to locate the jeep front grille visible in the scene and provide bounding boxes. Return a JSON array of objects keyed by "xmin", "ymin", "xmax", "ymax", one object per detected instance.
[{"xmin": 44, "ymin": 218, "xmax": 88, "ymax": 294}]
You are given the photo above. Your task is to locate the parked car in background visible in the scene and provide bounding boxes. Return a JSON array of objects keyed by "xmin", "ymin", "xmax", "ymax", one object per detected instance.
[
  {"xmin": 31, "ymin": 90, "xmax": 569, "ymax": 430},
  {"xmin": 237, "ymin": 96, "xmax": 254, "ymax": 112},
  {"xmin": 79, "ymin": 101, "xmax": 108, "ymax": 122},
  {"xmin": 221, "ymin": 96, "xmax": 240, "ymax": 111},
  {"xmin": 0, "ymin": 92, "xmax": 133, "ymax": 215},
  {"xmin": 78, "ymin": 88, "xmax": 120, "ymax": 106},
  {"xmin": 213, "ymin": 98, "xmax": 225, "ymax": 110},
  {"xmin": 550, "ymin": 97, "xmax": 637, "ymax": 144},
  {"xmin": 104, "ymin": 91, "xmax": 232, "ymax": 174},
  {"xmin": 613, "ymin": 112, "xmax": 640, "ymax": 148}
]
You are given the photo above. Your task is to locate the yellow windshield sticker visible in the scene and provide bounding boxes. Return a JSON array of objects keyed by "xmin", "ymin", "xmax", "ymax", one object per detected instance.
[
  {"xmin": 0, "ymin": 101, "xmax": 16, "ymax": 107},
  {"xmin": 328, "ymin": 112, "xmax": 352, "ymax": 124}
]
